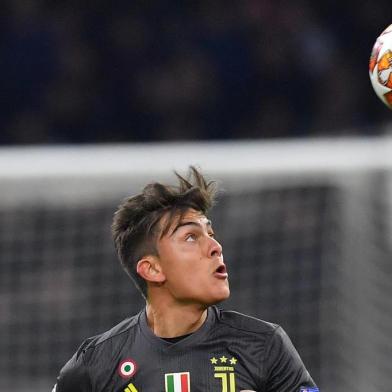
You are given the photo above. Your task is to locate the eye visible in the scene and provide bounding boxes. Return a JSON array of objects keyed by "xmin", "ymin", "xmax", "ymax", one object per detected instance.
[
  {"xmin": 209, "ymin": 232, "xmax": 215, "ymax": 239},
  {"xmin": 185, "ymin": 233, "xmax": 197, "ymax": 242}
]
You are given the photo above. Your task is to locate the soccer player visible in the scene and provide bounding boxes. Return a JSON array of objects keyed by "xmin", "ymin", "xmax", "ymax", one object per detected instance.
[{"xmin": 54, "ymin": 167, "xmax": 318, "ymax": 392}]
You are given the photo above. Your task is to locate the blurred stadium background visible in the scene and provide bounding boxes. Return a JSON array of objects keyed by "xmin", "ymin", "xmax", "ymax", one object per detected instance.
[
  {"xmin": 1, "ymin": 1, "xmax": 392, "ymax": 392},
  {"xmin": 2, "ymin": 140, "xmax": 392, "ymax": 392}
]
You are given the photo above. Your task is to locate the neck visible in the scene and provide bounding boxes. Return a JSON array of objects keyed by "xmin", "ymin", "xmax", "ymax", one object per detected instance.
[{"xmin": 146, "ymin": 300, "xmax": 208, "ymax": 338}]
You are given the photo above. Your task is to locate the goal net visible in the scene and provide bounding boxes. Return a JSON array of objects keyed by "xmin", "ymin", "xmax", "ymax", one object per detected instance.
[{"xmin": 1, "ymin": 138, "xmax": 392, "ymax": 392}]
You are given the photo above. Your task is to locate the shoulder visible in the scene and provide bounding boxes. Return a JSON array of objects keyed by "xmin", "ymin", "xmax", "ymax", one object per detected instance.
[
  {"xmin": 56, "ymin": 313, "xmax": 141, "ymax": 391},
  {"xmin": 80, "ymin": 312, "xmax": 140, "ymax": 362},
  {"xmin": 213, "ymin": 309, "xmax": 317, "ymax": 389},
  {"xmin": 215, "ymin": 310, "xmax": 300, "ymax": 365},
  {"xmin": 88, "ymin": 313, "xmax": 139, "ymax": 347},
  {"xmin": 216, "ymin": 308, "xmax": 298, "ymax": 361},
  {"xmin": 215, "ymin": 307, "xmax": 280, "ymax": 336}
]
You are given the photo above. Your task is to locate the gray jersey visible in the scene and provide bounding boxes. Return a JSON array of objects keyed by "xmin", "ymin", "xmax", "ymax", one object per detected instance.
[{"xmin": 55, "ymin": 306, "xmax": 318, "ymax": 392}]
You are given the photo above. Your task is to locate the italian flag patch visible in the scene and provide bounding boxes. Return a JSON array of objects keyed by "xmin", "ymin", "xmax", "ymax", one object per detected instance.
[{"xmin": 165, "ymin": 372, "xmax": 190, "ymax": 392}]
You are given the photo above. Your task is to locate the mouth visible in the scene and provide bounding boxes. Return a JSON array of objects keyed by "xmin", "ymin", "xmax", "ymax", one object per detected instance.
[{"xmin": 214, "ymin": 264, "xmax": 228, "ymax": 279}]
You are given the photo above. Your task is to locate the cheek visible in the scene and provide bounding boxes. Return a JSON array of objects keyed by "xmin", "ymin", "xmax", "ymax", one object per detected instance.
[
  {"xmin": 161, "ymin": 247, "xmax": 192, "ymax": 273},
  {"xmin": 160, "ymin": 241, "xmax": 206, "ymax": 278}
]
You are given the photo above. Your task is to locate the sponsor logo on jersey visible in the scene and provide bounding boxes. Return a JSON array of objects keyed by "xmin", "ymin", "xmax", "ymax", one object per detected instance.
[
  {"xmin": 118, "ymin": 358, "xmax": 138, "ymax": 379},
  {"xmin": 123, "ymin": 383, "xmax": 138, "ymax": 392},
  {"xmin": 165, "ymin": 372, "xmax": 190, "ymax": 392},
  {"xmin": 300, "ymin": 387, "xmax": 319, "ymax": 392},
  {"xmin": 210, "ymin": 355, "xmax": 237, "ymax": 392}
]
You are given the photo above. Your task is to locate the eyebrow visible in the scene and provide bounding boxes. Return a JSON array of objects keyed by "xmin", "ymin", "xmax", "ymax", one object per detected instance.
[{"xmin": 170, "ymin": 219, "xmax": 212, "ymax": 236}]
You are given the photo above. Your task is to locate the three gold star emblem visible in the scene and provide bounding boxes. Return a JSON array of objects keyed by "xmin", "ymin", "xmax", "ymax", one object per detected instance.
[{"xmin": 210, "ymin": 355, "xmax": 238, "ymax": 365}]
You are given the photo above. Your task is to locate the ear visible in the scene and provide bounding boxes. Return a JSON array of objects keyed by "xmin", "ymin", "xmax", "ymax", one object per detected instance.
[{"xmin": 136, "ymin": 256, "xmax": 166, "ymax": 283}]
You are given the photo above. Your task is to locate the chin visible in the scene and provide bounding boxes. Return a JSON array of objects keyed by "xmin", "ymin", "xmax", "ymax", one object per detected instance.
[{"xmin": 210, "ymin": 288, "xmax": 230, "ymax": 305}]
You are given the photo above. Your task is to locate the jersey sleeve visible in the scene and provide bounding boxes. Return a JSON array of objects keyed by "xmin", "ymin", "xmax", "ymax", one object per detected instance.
[
  {"xmin": 53, "ymin": 341, "xmax": 92, "ymax": 392},
  {"xmin": 264, "ymin": 326, "xmax": 318, "ymax": 392}
]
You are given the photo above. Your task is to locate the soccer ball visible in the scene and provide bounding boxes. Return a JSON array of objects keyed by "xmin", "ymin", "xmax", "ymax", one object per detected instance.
[{"xmin": 369, "ymin": 24, "xmax": 392, "ymax": 109}]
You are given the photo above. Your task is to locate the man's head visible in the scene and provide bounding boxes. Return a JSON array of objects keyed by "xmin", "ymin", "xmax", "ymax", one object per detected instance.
[{"xmin": 112, "ymin": 167, "xmax": 229, "ymax": 304}]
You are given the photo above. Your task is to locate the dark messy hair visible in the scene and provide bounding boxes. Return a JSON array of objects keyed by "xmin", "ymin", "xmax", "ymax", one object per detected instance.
[{"xmin": 111, "ymin": 166, "xmax": 217, "ymax": 299}]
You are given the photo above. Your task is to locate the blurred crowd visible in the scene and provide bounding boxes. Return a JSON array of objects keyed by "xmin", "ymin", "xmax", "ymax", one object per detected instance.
[{"xmin": 0, "ymin": 0, "xmax": 391, "ymax": 144}]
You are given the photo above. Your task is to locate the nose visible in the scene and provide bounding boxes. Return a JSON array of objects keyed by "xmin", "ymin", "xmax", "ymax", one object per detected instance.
[{"xmin": 208, "ymin": 236, "xmax": 223, "ymax": 258}]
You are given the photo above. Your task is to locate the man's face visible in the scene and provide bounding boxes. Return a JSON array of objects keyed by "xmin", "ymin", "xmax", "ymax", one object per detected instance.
[{"xmin": 156, "ymin": 209, "xmax": 230, "ymax": 306}]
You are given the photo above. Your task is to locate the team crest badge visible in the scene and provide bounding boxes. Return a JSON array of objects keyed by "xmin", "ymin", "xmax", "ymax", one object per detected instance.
[
  {"xmin": 165, "ymin": 372, "xmax": 190, "ymax": 392},
  {"xmin": 210, "ymin": 354, "xmax": 237, "ymax": 392},
  {"xmin": 299, "ymin": 388, "xmax": 319, "ymax": 392},
  {"xmin": 118, "ymin": 358, "xmax": 137, "ymax": 379}
]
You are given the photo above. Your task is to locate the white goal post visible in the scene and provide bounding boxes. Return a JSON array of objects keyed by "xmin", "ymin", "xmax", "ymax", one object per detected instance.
[{"xmin": 2, "ymin": 137, "xmax": 392, "ymax": 203}]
